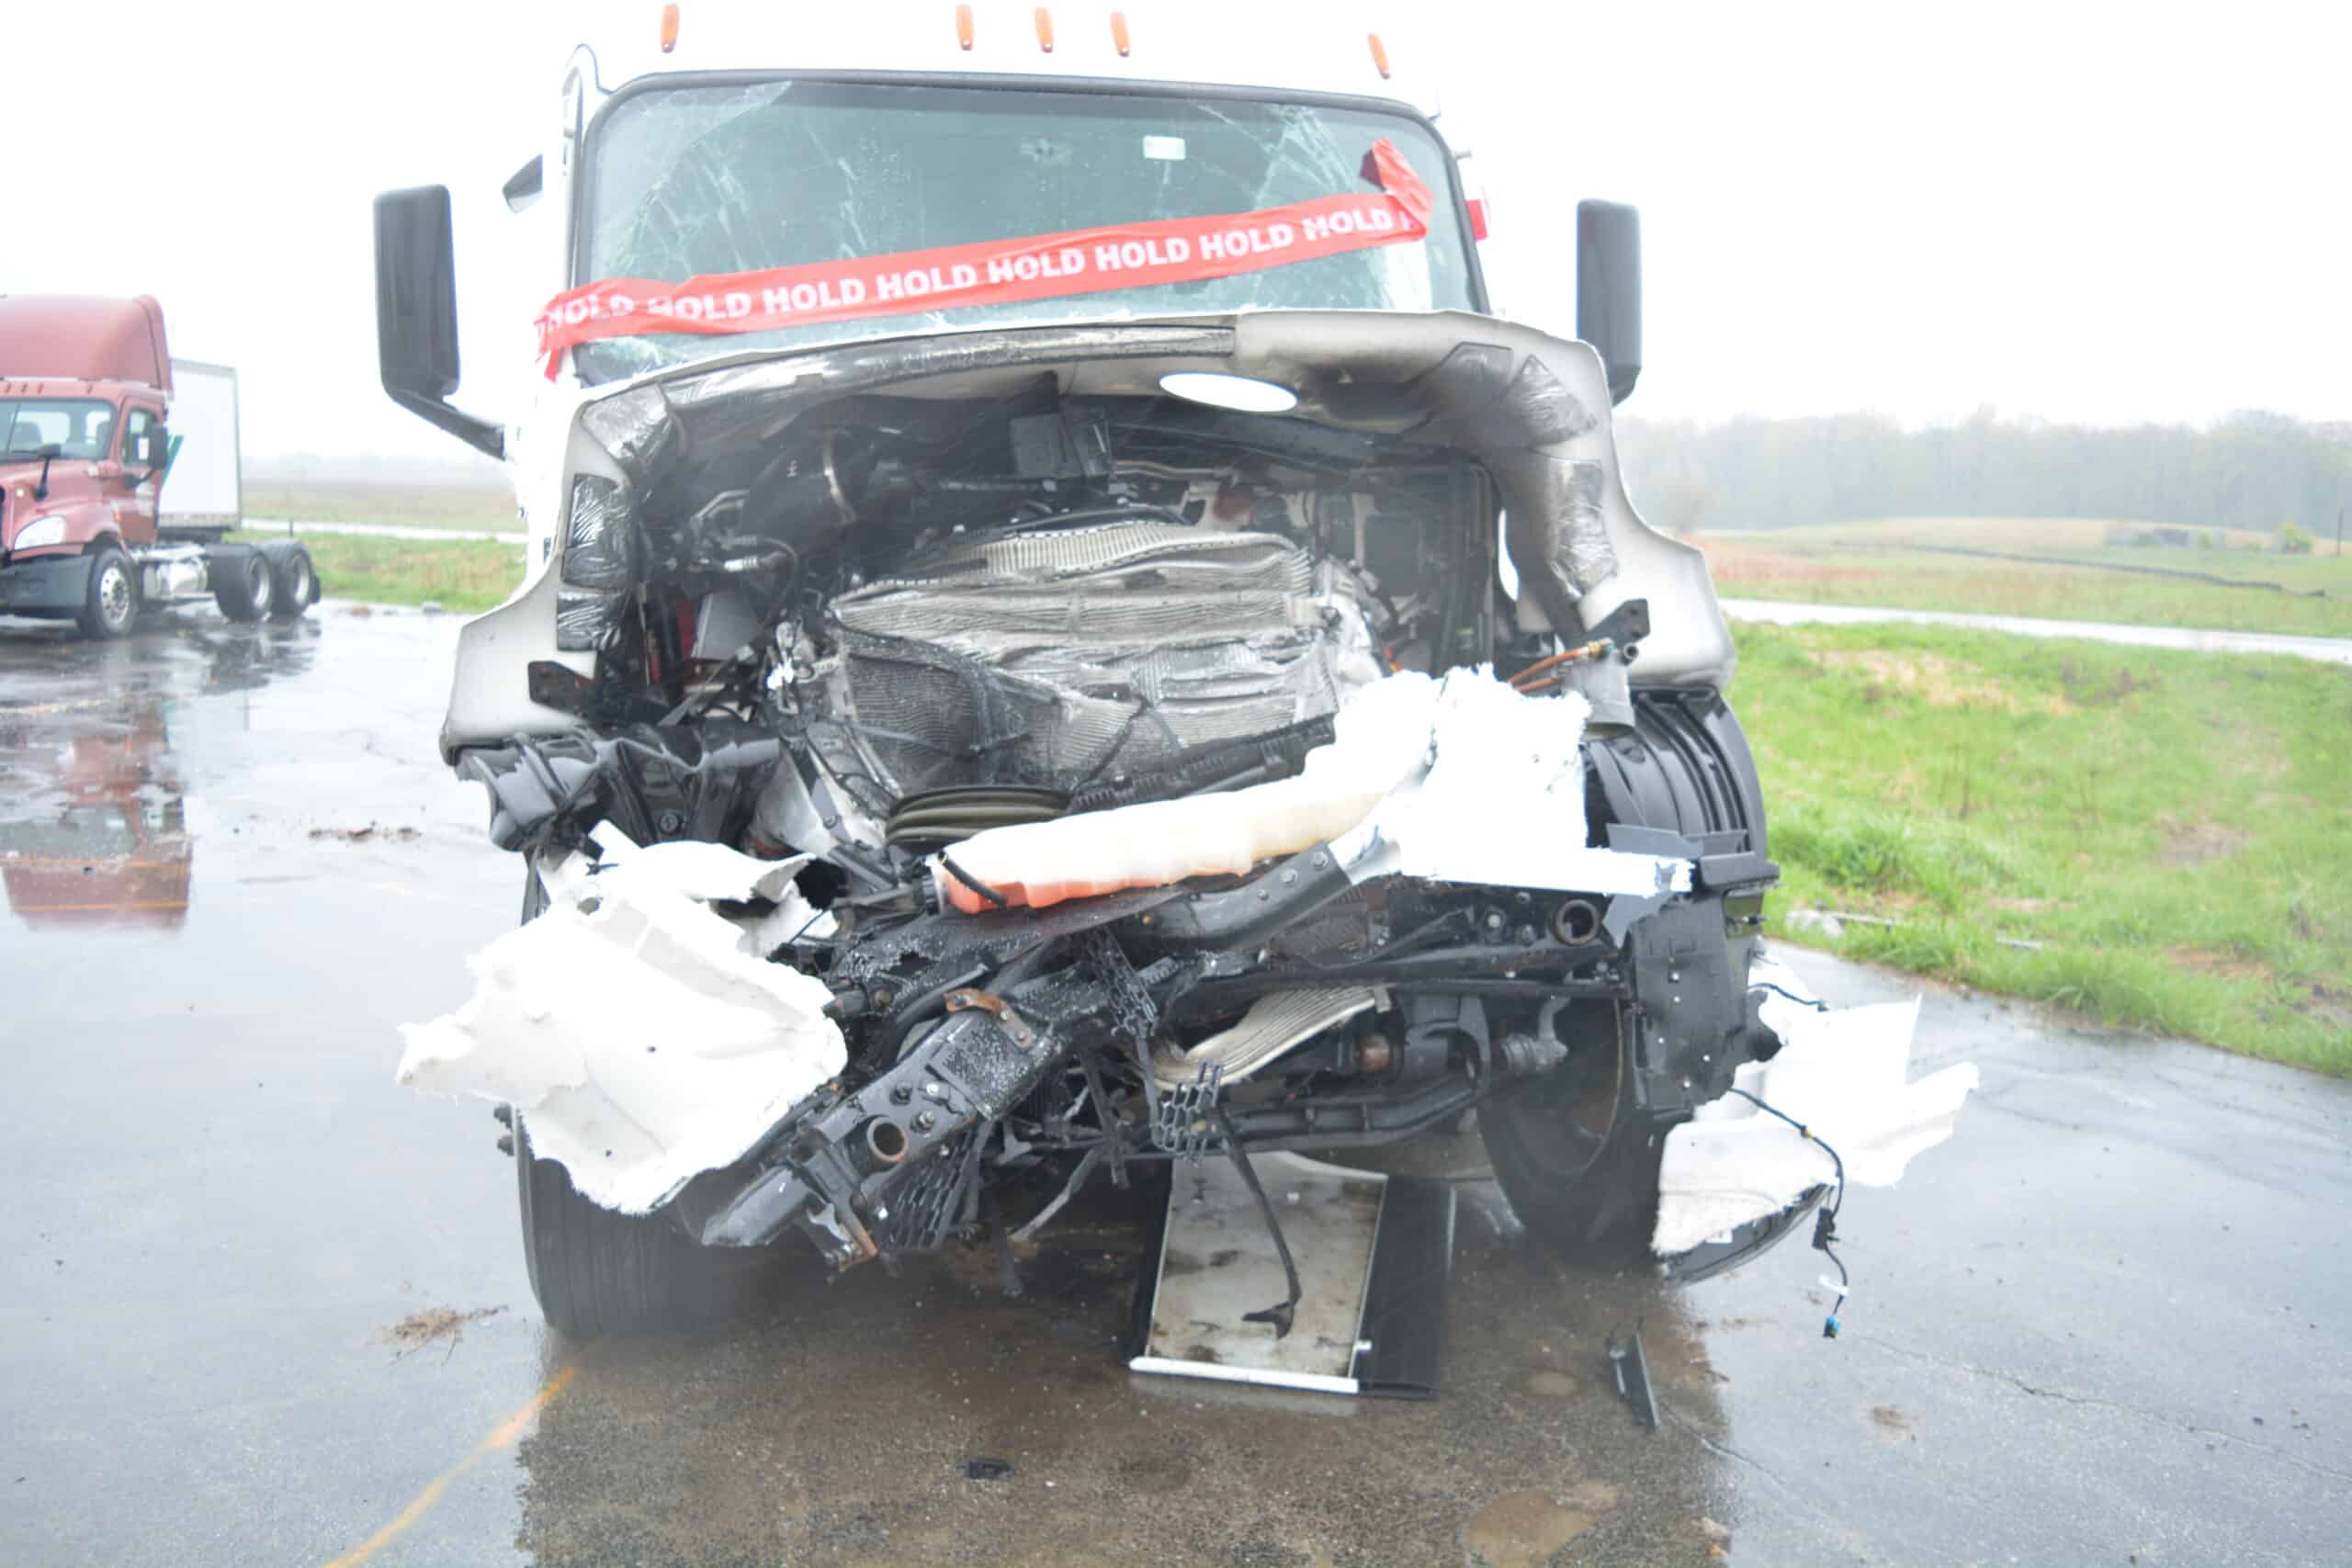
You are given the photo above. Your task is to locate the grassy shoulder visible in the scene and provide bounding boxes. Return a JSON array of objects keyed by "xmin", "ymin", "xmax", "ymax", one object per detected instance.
[
  {"xmin": 243, "ymin": 480, "xmax": 518, "ymax": 533},
  {"xmin": 1733, "ymin": 621, "xmax": 2352, "ymax": 1075},
  {"xmin": 232, "ymin": 531, "xmax": 525, "ymax": 614},
  {"xmin": 1697, "ymin": 517, "xmax": 2352, "ymax": 638}
]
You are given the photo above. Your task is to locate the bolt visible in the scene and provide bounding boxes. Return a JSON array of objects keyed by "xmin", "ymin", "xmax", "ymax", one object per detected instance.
[
  {"xmin": 1668, "ymin": 970, "xmax": 1681, "ymax": 983},
  {"xmin": 657, "ymin": 809, "xmax": 685, "ymax": 835},
  {"xmin": 1515, "ymin": 923, "xmax": 1538, "ymax": 944},
  {"xmin": 890, "ymin": 1084, "xmax": 913, "ymax": 1105},
  {"xmin": 1311, "ymin": 852, "xmax": 1329, "ymax": 869},
  {"xmin": 873, "ymin": 1206, "xmax": 889, "ymax": 1222},
  {"xmin": 1257, "ymin": 886, "xmax": 1271, "ymax": 901},
  {"xmin": 494, "ymin": 1133, "xmax": 514, "ymax": 1156},
  {"xmin": 914, "ymin": 1111, "xmax": 938, "ymax": 1133},
  {"xmin": 1281, "ymin": 868, "xmax": 1297, "ymax": 885},
  {"xmin": 871, "ymin": 988, "xmax": 894, "ymax": 1008},
  {"xmin": 923, "ymin": 1081, "xmax": 944, "ymax": 1100}
]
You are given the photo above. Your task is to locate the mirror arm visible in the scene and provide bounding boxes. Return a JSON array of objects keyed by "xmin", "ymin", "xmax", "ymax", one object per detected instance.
[{"xmin": 387, "ymin": 389, "xmax": 505, "ymax": 460}]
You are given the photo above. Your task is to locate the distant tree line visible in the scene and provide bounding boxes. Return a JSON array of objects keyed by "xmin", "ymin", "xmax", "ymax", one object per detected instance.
[{"xmin": 1615, "ymin": 408, "xmax": 2352, "ymax": 537}]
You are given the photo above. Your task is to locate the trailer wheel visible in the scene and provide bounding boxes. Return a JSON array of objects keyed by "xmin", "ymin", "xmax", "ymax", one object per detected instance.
[
  {"xmin": 266, "ymin": 547, "xmax": 317, "ymax": 619},
  {"xmin": 211, "ymin": 548, "xmax": 275, "ymax": 623},
  {"xmin": 76, "ymin": 545, "xmax": 141, "ymax": 640},
  {"xmin": 511, "ymin": 867, "xmax": 776, "ymax": 1336}
]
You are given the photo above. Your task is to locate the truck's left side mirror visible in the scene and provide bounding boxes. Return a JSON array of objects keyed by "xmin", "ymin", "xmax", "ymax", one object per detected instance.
[
  {"xmin": 1576, "ymin": 200, "xmax": 1642, "ymax": 406},
  {"xmin": 374, "ymin": 186, "xmax": 505, "ymax": 459}
]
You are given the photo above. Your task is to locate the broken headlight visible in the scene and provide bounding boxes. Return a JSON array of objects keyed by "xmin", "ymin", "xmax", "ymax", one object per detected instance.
[{"xmin": 555, "ymin": 473, "xmax": 637, "ymax": 652}]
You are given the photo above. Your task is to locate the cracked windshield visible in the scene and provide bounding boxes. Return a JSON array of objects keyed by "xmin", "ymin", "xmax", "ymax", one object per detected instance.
[{"xmin": 576, "ymin": 79, "xmax": 1476, "ymax": 379}]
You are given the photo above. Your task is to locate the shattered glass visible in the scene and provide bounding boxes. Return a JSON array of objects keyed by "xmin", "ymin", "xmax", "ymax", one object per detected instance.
[{"xmin": 576, "ymin": 80, "xmax": 1476, "ymax": 382}]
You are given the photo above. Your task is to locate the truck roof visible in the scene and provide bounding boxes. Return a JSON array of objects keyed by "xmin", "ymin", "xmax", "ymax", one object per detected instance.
[
  {"xmin": 0, "ymin": 295, "xmax": 173, "ymax": 394},
  {"xmin": 585, "ymin": 3, "xmax": 1440, "ymax": 117}
]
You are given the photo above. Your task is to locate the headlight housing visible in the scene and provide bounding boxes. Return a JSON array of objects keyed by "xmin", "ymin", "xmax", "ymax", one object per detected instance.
[
  {"xmin": 10, "ymin": 515, "xmax": 68, "ymax": 551},
  {"xmin": 553, "ymin": 473, "xmax": 637, "ymax": 652}
]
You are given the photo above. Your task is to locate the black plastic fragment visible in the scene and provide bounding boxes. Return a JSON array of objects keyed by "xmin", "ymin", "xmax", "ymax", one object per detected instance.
[{"xmin": 961, "ymin": 1457, "xmax": 1014, "ymax": 1482}]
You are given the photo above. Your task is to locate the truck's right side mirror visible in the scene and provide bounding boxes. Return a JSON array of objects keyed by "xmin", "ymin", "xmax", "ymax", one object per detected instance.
[
  {"xmin": 374, "ymin": 186, "xmax": 504, "ymax": 459},
  {"xmin": 1576, "ymin": 200, "xmax": 1642, "ymax": 406}
]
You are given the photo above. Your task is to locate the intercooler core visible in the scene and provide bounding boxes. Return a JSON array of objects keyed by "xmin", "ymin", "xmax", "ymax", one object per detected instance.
[{"xmin": 813, "ymin": 517, "xmax": 1379, "ymax": 814}]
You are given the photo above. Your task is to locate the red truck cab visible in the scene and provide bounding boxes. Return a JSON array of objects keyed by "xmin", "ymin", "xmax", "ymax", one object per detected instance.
[{"xmin": 1, "ymin": 294, "xmax": 316, "ymax": 637}]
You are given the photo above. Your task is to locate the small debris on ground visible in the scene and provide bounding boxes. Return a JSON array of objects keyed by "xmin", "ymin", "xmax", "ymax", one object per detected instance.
[
  {"xmin": 380, "ymin": 1305, "xmax": 504, "ymax": 1362},
  {"xmin": 309, "ymin": 824, "xmax": 422, "ymax": 843},
  {"xmin": 961, "ymin": 1457, "xmax": 1014, "ymax": 1482}
]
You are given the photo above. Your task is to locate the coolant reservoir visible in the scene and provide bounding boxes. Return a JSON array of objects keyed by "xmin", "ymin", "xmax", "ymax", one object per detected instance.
[{"xmin": 932, "ymin": 673, "xmax": 1442, "ymax": 913}]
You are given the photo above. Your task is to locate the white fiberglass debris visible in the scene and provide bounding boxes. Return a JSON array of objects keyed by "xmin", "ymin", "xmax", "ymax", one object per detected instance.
[
  {"xmin": 934, "ymin": 668, "xmax": 1689, "ymax": 912},
  {"xmin": 396, "ymin": 825, "xmax": 844, "ymax": 1214},
  {"xmin": 1652, "ymin": 953, "xmax": 1978, "ymax": 1257},
  {"xmin": 1331, "ymin": 672, "xmax": 1690, "ymax": 897}
]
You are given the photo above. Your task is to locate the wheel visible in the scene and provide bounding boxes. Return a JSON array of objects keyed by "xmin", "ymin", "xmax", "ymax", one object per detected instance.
[
  {"xmin": 75, "ymin": 546, "xmax": 140, "ymax": 639},
  {"xmin": 1479, "ymin": 998, "xmax": 1675, "ymax": 1265},
  {"xmin": 511, "ymin": 866, "xmax": 773, "ymax": 1335},
  {"xmin": 211, "ymin": 549, "xmax": 274, "ymax": 623},
  {"xmin": 266, "ymin": 547, "xmax": 316, "ymax": 619}
]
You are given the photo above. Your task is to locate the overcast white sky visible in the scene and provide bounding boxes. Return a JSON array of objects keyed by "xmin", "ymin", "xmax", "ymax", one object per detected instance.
[{"xmin": 5, "ymin": 1, "xmax": 2346, "ymax": 463}]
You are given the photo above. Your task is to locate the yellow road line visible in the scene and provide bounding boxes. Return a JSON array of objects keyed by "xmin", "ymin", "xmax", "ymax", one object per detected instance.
[{"xmin": 322, "ymin": 1365, "xmax": 577, "ymax": 1568}]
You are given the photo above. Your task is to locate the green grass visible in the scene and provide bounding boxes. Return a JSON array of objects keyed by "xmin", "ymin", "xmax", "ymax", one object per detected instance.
[
  {"xmin": 1699, "ymin": 517, "xmax": 2352, "ymax": 638},
  {"xmin": 231, "ymin": 531, "xmax": 526, "ymax": 614},
  {"xmin": 1733, "ymin": 621, "xmax": 2352, "ymax": 1075},
  {"xmin": 243, "ymin": 480, "xmax": 518, "ymax": 533}
]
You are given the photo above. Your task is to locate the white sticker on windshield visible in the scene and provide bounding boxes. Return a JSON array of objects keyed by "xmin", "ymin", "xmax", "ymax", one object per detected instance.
[{"xmin": 1142, "ymin": 135, "xmax": 1187, "ymax": 162}]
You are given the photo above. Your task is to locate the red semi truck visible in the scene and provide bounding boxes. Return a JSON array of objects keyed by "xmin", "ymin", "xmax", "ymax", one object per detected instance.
[{"xmin": 0, "ymin": 295, "xmax": 318, "ymax": 637}]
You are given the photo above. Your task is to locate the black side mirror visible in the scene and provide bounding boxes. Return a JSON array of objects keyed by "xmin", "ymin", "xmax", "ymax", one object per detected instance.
[
  {"xmin": 374, "ymin": 186, "xmax": 504, "ymax": 458},
  {"xmin": 144, "ymin": 425, "xmax": 170, "ymax": 475},
  {"xmin": 1576, "ymin": 200, "xmax": 1642, "ymax": 406}
]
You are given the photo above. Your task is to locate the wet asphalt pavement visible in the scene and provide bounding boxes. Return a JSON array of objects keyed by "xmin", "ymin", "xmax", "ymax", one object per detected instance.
[{"xmin": 3, "ymin": 605, "xmax": 2347, "ymax": 1567}]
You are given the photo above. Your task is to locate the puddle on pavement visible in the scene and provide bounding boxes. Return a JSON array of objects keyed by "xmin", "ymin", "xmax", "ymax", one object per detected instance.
[{"xmin": 0, "ymin": 617, "xmax": 320, "ymax": 934}]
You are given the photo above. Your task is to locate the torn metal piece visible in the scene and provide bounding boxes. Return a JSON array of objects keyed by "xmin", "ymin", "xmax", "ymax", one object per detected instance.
[
  {"xmin": 1652, "ymin": 953, "xmax": 1978, "ymax": 1258},
  {"xmin": 396, "ymin": 826, "xmax": 846, "ymax": 1213}
]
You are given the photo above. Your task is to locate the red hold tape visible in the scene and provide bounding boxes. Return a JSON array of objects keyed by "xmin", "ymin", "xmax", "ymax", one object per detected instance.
[{"xmin": 536, "ymin": 140, "xmax": 1435, "ymax": 378}]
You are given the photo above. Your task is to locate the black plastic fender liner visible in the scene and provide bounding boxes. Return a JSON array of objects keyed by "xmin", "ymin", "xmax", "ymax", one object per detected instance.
[{"xmin": 1587, "ymin": 689, "xmax": 1775, "ymax": 890}]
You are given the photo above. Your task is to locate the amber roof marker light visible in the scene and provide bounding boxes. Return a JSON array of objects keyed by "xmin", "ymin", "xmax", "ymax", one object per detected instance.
[
  {"xmin": 1111, "ymin": 11, "xmax": 1131, "ymax": 55},
  {"xmin": 1035, "ymin": 7, "xmax": 1056, "ymax": 52},
  {"xmin": 1367, "ymin": 31, "xmax": 1391, "ymax": 79},
  {"xmin": 956, "ymin": 4, "xmax": 975, "ymax": 50},
  {"xmin": 660, "ymin": 3, "xmax": 679, "ymax": 52}
]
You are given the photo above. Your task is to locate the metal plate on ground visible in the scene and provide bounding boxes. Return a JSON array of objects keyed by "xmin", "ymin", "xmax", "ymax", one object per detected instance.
[{"xmin": 1129, "ymin": 1152, "xmax": 1455, "ymax": 1398}]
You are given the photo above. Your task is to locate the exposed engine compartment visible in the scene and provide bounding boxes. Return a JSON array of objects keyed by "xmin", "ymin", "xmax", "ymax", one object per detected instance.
[{"xmin": 412, "ymin": 315, "xmax": 1827, "ymax": 1298}]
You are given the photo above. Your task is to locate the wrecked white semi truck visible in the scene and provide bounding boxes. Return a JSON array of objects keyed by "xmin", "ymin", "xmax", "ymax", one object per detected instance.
[{"xmin": 384, "ymin": 7, "xmax": 1972, "ymax": 1341}]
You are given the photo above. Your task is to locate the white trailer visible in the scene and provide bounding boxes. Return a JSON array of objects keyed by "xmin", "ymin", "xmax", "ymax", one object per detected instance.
[{"xmin": 157, "ymin": 359, "xmax": 242, "ymax": 534}]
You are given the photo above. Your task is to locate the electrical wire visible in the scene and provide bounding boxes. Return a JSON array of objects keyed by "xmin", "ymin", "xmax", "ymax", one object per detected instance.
[
  {"xmin": 1749, "ymin": 980, "xmax": 1830, "ymax": 1013},
  {"xmin": 1725, "ymin": 1086, "xmax": 1853, "ymax": 1338}
]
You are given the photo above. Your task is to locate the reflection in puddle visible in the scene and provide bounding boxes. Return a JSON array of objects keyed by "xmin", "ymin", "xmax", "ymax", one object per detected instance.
[{"xmin": 0, "ymin": 616, "xmax": 318, "ymax": 930}]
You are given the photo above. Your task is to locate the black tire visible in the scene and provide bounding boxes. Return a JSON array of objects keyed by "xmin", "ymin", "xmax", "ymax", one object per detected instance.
[
  {"xmin": 75, "ymin": 545, "xmax": 140, "ymax": 639},
  {"xmin": 266, "ymin": 547, "xmax": 316, "ymax": 619},
  {"xmin": 510, "ymin": 867, "xmax": 772, "ymax": 1336},
  {"xmin": 211, "ymin": 548, "xmax": 274, "ymax": 623},
  {"xmin": 1479, "ymin": 999, "xmax": 1675, "ymax": 1264}
]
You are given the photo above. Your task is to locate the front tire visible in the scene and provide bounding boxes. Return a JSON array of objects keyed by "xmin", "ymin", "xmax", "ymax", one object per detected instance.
[
  {"xmin": 510, "ymin": 867, "xmax": 772, "ymax": 1336},
  {"xmin": 1479, "ymin": 1000, "xmax": 1673, "ymax": 1265},
  {"xmin": 76, "ymin": 546, "xmax": 139, "ymax": 640}
]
